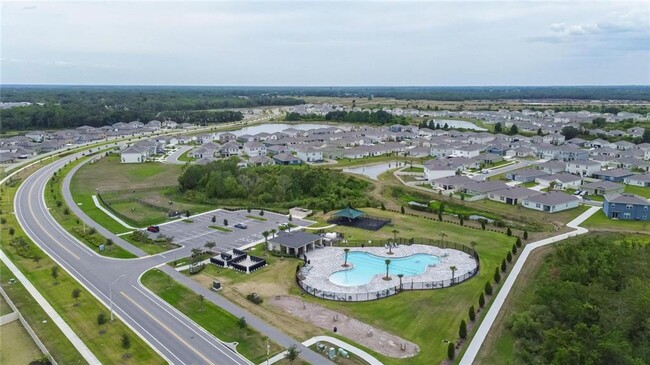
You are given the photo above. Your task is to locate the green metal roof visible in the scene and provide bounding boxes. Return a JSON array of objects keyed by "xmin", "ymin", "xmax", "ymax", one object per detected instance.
[{"xmin": 332, "ymin": 207, "xmax": 366, "ymax": 219}]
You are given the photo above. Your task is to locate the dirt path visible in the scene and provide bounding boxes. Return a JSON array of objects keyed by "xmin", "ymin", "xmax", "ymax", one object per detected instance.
[{"xmin": 270, "ymin": 296, "xmax": 419, "ymax": 359}]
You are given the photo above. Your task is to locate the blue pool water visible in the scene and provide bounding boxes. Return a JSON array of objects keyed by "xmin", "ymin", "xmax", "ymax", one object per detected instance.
[{"xmin": 329, "ymin": 251, "xmax": 440, "ymax": 287}]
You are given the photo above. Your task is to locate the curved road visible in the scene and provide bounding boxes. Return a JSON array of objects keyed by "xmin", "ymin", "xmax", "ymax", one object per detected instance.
[{"xmin": 15, "ymin": 148, "xmax": 333, "ymax": 364}]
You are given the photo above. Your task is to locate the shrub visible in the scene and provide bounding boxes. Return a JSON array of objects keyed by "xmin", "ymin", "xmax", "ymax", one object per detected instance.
[
  {"xmin": 523, "ymin": 230, "xmax": 528, "ymax": 240},
  {"xmin": 447, "ymin": 342, "xmax": 455, "ymax": 360},
  {"xmin": 507, "ymin": 252, "xmax": 513, "ymax": 262},
  {"xmin": 63, "ymin": 208, "xmax": 70, "ymax": 215},
  {"xmin": 501, "ymin": 259, "xmax": 507, "ymax": 272},
  {"xmin": 121, "ymin": 334, "xmax": 131, "ymax": 350},
  {"xmin": 507, "ymin": 227, "xmax": 512, "ymax": 236},
  {"xmin": 88, "ymin": 227, "xmax": 97, "ymax": 235},
  {"xmin": 97, "ymin": 312, "xmax": 107, "ymax": 326},
  {"xmin": 469, "ymin": 305, "xmax": 476, "ymax": 321},
  {"xmin": 56, "ymin": 200, "xmax": 63, "ymax": 208},
  {"xmin": 400, "ymin": 206, "xmax": 405, "ymax": 214},
  {"xmin": 8, "ymin": 227, "xmax": 15, "ymax": 237},
  {"xmin": 238, "ymin": 316, "xmax": 247, "ymax": 329},
  {"xmin": 223, "ymin": 219, "xmax": 228, "ymax": 226},
  {"xmin": 481, "ymin": 221, "xmax": 486, "ymax": 230},
  {"xmin": 494, "ymin": 267, "xmax": 501, "ymax": 283},
  {"xmin": 380, "ymin": 202, "xmax": 386, "ymax": 210},
  {"xmin": 516, "ymin": 237, "xmax": 522, "ymax": 247},
  {"xmin": 512, "ymin": 243, "xmax": 517, "ymax": 255},
  {"xmin": 479, "ymin": 292, "xmax": 485, "ymax": 308},
  {"xmin": 246, "ymin": 293, "xmax": 264, "ymax": 304},
  {"xmin": 484, "ymin": 281, "xmax": 493, "ymax": 295},
  {"xmin": 459, "ymin": 320, "xmax": 467, "ymax": 339}
]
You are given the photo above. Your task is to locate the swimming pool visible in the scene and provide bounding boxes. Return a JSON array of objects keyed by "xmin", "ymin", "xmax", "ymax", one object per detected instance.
[{"xmin": 329, "ymin": 251, "xmax": 440, "ymax": 287}]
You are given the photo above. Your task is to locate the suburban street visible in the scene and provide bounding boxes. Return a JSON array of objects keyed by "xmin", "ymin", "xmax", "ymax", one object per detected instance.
[{"xmin": 14, "ymin": 148, "xmax": 334, "ymax": 365}]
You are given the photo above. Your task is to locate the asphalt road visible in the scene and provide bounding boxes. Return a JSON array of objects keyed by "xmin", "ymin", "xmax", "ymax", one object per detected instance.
[{"xmin": 14, "ymin": 149, "xmax": 333, "ymax": 365}]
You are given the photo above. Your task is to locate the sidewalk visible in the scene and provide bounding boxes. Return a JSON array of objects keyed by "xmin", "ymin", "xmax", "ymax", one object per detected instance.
[
  {"xmin": 91, "ymin": 195, "xmax": 139, "ymax": 230},
  {"xmin": 0, "ymin": 249, "xmax": 101, "ymax": 365},
  {"xmin": 459, "ymin": 206, "xmax": 600, "ymax": 364}
]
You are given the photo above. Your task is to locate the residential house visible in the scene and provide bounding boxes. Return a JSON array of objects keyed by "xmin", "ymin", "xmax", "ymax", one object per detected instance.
[
  {"xmin": 273, "ymin": 153, "xmax": 302, "ymax": 165},
  {"xmin": 506, "ymin": 168, "xmax": 549, "ymax": 183},
  {"xmin": 537, "ymin": 160, "xmax": 566, "ymax": 174},
  {"xmin": 25, "ymin": 131, "xmax": 45, "ymax": 142},
  {"xmin": 581, "ymin": 181, "xmax": 625, "ymax": 196},
  {"xmin": 536, "ymin": 173, "xmax": 582, "ymax": 190},
  {"xmin": 220, "ymin": 141, "xmax": 241, "ymax": 157},
  {"xmin": 423, "ymin": 160, "xmax": 463, "ymax": 181},
  {"xmin": 462, "ymin": 181, "xmax": 509, "ymax": 199},
  {"xmin": 430, "ymin": 176, "xmax": 475, "ymax": 192},
  {"xmin": 452, "ymin": 145, "xmax": 481, "ymax": 158},
  {"xmin": 243, "ymin": 141, "xmax": 267, "ymax": 157},
  {"xmin": 248, "ymin": 155, "xmax": 274, "ymax": 166},
  {"xmin": 219, "ymin": 132, "xmax": 237, "ymax": 143},
  {"xmin": 603, "ymin": 194, "xmax": 650, "ymax": 221},
  {"xmin": 565, "ymin": 160, "xmax": 601, "ymax": 177},
  {"xmin": 592, "ymin": 168, "xmax": 635, "ymax": 182},
  {"xmin": 522, "ymin": 191, "xmax": 580, "ymax": 213},
  {"xmin": 488, "ymin": 187, "xmax": 542, "ymax": 205},
  {"xmin": 624, "ymin": 173, "xmax": 650, "ymax": 187},
  {"xmin": 295, "ymin": 148, "xmax": 323, "ymax": 162}
]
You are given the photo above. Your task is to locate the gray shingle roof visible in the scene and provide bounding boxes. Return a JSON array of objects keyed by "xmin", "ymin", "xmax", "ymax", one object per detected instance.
[
  {"xmin": 269, "ymin": 231, "xmax": 321, "ymax": 248},
  {"xmin": 604, "ymin": 193, "xmax": 650, "ymax": 205},
  {"xmin": 524, "ymin": 191, "xmax": 579, "ymax": 205}
]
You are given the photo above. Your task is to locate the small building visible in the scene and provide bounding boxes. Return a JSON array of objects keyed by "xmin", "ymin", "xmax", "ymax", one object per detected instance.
[
  {"xmin": 603, "ymin": 194, "xmax": 650, "ymax": 221},
  {"xmin": 624, "ymin": 173, "xmax": 650, "ymax": 187},
  {"xmin": 273, "ymin": 153, "xmax": 302, "ymax": 165},
  {"xmin": 592, "ymin": 168, "xmax": 635, "ymax": 182},
  {"xmin": 488, "ymin": 187, "xmax": 542, "ymax": 205},
  {"xmin": 430, "ymin": 175, "xmax": 475, "ymax": 192},
  {"xmin": 268, "ymin": 231, "xmax": 327, "ymax": 257},
  {"xmin": 581, "ymin": 181, "xmax": 625, "ymax": 196},
  {"xmin": 522, "ymin": 191, "xmax": 580, "ymax": 213},
  {"xmin": 462, "ymin": 180, "xmax": 509, "ymax": 198},
  {"xmin": 536, "ymin": 173, "xmax": 582, "ymax": 190}
]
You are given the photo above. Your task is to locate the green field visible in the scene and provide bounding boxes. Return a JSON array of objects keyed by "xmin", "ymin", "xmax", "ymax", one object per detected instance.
[
  {"xmin": 401, "ymin": 166, "xmax": 424, "ymax": 173},
  {"xmin": 624, "ymin": 184, "xmax": 650, "ymax": 198},
  {"xmin": 141, "ymin": 269, "xmax": 283, "ymax": 363},
  {"xmin": 72, "ymin": 153, "xmax": 211, "ymax": 228}
]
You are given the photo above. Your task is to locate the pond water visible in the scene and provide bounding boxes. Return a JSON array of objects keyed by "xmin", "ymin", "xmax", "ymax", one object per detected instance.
[
  {"xmin": 431, "ymin": 119, "xmax": 486, "ymax": 131},
  {"xmin": 343, "ymin": 161, "xmax": 407, "ymax": 180},
  {"xmin": 329, "ymin": 252, "xmax": 441, "ymax": 287},
  {"xmin": 218, "ymin": 123, "xmax": 336, "ymax": 137}
]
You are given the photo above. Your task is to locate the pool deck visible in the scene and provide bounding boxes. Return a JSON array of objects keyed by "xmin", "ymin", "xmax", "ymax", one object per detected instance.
[{"xmin": 302, "ymin": 245, "xmax": 477, "ymax": 295}]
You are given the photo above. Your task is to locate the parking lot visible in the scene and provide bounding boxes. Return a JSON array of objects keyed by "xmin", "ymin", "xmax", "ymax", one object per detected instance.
[{"xmin": 144, "ymin": 209, "xmax": 313, "ymax": 253}]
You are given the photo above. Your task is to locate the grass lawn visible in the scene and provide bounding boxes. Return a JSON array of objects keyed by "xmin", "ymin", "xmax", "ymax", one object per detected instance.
[
  {"xmin": 520, "ymin": 181, "xmax": 537, "ymax": 188},
  {"xmin": 72, "ymin": 153, "xmax": 212, "ymax": 227},
  {"xmin": 0, "ymin": 320, "xmax": 44, "ymax": 365},
  {"xmin": 45, "ymin": 157, "xmax": 136, "ymax": 259},
  {"xmin": 0, "ymin": 293, "xmax": 12, "ymax": 316},
  {"xmin": 332, "ymin": 155, "xmax": 425, "ymax": 169},
  {"xmin": 181, "ymin": 219, "xmax": 194, "ymax": 223},
  {"xmin": 624, "ymin": 184, "xmax": 650, "ymax": 198},
  {"xmin": 246, "ymin": 215, "xmax": 268, "ymax": 221},
  {"xmin": 141, "ymin": 269, "xmax": 283, "ymax": 363},
  {"xmin": 209, "ymin": 225, "xmax": 232, "ymax": 232},
  {"xmin": 177, "ymin": 149, "xmax": 195, "ymax": 162},
  {"xmin": 581, "ymin": 209, "xmax": 650, "ymax": 233},
  {"xmin": 401, "ymin": 166, "xmax": 424, "ymax": 173}
]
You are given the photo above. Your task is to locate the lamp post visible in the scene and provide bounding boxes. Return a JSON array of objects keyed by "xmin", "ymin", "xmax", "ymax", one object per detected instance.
[{"xmin": 110, "ymin": 274, "xmax": 126, "ymax": 321}]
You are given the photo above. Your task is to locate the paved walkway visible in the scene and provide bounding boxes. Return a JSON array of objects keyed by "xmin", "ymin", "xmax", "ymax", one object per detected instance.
[
  {"xmin": 0, "ymin": 250, "xmax": 101, "ymax": 365},
  {"xmin": 264, "ymin": 335, "xmax": 383, "ymax": 365},
  {"xmin": 459, "ymin": 205, "xmax": 600, "ymax": 364},
  {"xmin": 91, "ymin": 195, "xmax": 139, "ymax": 230}
]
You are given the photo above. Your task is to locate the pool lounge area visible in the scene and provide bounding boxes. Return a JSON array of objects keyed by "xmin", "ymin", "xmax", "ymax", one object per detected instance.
[{"xmin": 298, "ymin": 244, "xmax": 478, "ymax": 301}]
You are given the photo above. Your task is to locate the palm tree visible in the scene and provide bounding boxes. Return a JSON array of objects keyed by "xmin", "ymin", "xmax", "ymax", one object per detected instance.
[
  {"xmin": 439, "ymin": 232, "xmax": 447, "ymax": 245},
  {"xmin": 450, "ymin": 266, "xmax": 457, "ymax": 285},
  {"xmin": 384, "ymin": 259, "xmax": 391, "ymax": 280},
  {"xmin": 262, "ymin": 231, "xmax": 270, "ymax": 243},
  {"xmin": 270, "ymin": 228, "xmax": 277, "ymax": 238},
  {"xmin": 397, "ymin": 273, "xmax": 404, "ymax": 290},
  {"xmin": 392, "ymin": 229, "xmax": 399, "ymax": 242},
  {"xmin": 343, "ymin": 248, "xmax": 350, "ymax": 267}
]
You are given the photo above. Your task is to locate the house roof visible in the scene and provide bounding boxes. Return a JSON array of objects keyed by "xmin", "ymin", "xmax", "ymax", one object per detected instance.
[
  {"xmin": 491, "ymin": 187, "xmax": 542, "ymax": 199},
  {"xmin": 332, "ymin": 207, "xmax": 366, "ymax": 219},
  {"xmin": 595, "ymin": 168, "xmax": 634, "ymax": 178},
  {"xmin": 273, "ymin": 152, "xmax": 300, "ymax": 162},
  {"xmin": 463, "ymin": 180, "xmax": 509, "ymax": 193},
  {"xmin": 269, "ymin": 231, "xmax": 322, "ymax": 249},
  {"xmin": 581, "ymin": 181, "xmax": 623, "ymax": 190},
  {"xmin": 604, "ymin": 193, "xmax": 650, "ymax": 205},
  {"xmin": 524, "ymin": 191, "xmax": 579, "ymax": 205}
]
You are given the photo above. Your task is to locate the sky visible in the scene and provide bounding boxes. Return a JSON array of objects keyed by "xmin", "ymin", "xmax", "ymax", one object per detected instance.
[{"xmin": 1, "ymin": 1, "xmax": 649, "ymax": 86}]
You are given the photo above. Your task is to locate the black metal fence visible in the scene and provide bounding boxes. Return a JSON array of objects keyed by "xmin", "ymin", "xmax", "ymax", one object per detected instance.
[{"xmin": 296, "ymin": 238, "xmax": 480, "ymax": 302}]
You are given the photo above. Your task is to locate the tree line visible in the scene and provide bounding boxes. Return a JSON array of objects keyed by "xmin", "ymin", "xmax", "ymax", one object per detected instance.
[
  {"xmin": 324, "ymin": 110, "xmax": 409, "ymax": 125},
  {"xmin": 0, "ymin": 86, "xmax": 304, "ymax": 132},
  {"xmin": 178, "ymin": 158, "xmax": 375, "ymax": 210},
  {"xmin": 508, "ymin": 236, "xmax": 650, "ymax": 364}
]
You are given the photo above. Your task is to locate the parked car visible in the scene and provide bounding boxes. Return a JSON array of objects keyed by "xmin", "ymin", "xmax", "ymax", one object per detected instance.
[
  {"xmin": 234, "ymin": 223, "xmax": 247, "ymax": 229},
  {"xmin": 147, "ymin": 225, "xmax": 160, "ymax": 233}
]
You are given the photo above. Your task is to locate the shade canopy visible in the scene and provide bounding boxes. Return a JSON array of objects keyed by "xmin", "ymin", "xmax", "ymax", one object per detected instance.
[{"xmin": 332, "ymin": 207, "xmax": 366, "ymax": 219}]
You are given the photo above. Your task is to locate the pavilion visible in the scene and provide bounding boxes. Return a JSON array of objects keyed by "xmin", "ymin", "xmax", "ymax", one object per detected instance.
[{"xmin": 328, "ymin": 207, "xmax": 390, "ymax": 231}]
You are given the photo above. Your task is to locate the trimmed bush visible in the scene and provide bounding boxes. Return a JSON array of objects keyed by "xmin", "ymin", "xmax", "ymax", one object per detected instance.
[
  {"xmin": 507, "ymin": 227, "xmax": 512, "ymax": 236},
  {"xmin": 469, "ymin": 305, "xmax": 476, "ymax": 322},
  {"xmin": 523, "ymin": 230, "xmax": 528, "ymax": 240},
  {"xmin": 484, "ymin": 281, "xmax": 493, "ymax": 296},
  {"xmin": 501, "ymin": 259, "xmax": 507, "ymax": 272},
  {"xmin": 479, "ymin": 292, "xmax": 485, "ymax": 308},
  {"xmin": 507, "ymin": 251, "xmax": 513, "ymax": 262},
  {"xmin": 516, "ymin": 236, "xmax": 522, "ymax": 247},
  {"xmin": 447, "ymin": 342, "xmax": 455, "ymax": 360},
  {"xmin": 494, "ymin": 267, "xmax": 501, "ymax": 283},
  {"xmin": 459, "ymin": 320, "xmax": 467, "ymax": 339}
]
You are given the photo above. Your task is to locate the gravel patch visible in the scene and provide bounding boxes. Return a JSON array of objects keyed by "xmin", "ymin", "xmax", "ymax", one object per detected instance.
[{"xmin": 271, "ymin": 295, "xmax": 419, "ymax": 358}]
